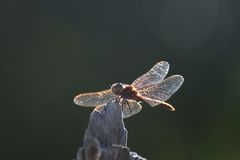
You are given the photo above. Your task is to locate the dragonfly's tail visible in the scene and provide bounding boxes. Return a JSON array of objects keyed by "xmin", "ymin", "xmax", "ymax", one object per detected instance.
[{"xmin": 140, "ymin": 96, "xmax": 175, "ymax": 111}]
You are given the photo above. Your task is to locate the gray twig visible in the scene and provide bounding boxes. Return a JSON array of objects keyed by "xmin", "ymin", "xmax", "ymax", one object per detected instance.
[{"xmin": 75, "ymin": 102, "xmax": 146, "ymax": 160}]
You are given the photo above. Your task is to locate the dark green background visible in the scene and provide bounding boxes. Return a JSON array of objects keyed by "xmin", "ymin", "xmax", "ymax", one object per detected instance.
[{"xmin": 1, "ymin": 0, "xmax": 240, "ymax": 159}]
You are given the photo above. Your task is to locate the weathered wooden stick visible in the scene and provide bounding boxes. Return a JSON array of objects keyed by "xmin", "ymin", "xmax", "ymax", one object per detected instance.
[{"xmin": 75, "ymin": 102, "xmax": 146, "ymax": 160}]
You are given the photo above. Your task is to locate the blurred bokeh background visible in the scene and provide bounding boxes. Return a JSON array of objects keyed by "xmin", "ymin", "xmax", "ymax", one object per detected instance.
[{"xmin": 1, "ymin": 0, "xmax": 240, "ymax": 159}]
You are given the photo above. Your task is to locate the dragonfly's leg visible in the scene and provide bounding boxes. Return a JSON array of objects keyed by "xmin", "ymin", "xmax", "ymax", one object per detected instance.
[
  {"xmin": 110, "ymin": 97, "xmax": 116, "ymax": 103},
  {"xmin": 118, "ymin": 98, "xmax": 124, "ymax": 111},
  {"xmin": 121, "ymin": 101, "xmax": 125, "ymax": 112},
  {"xmin": 118, "ymin": 97, "xmax": 122, "ymax": 104},
  {"xmin": 112, "ymin": 96, "xmax": 121, "ymax": 103},
  {"xmin": 126, "ymin": 100, "xmax": 132, "ymax": 116}
]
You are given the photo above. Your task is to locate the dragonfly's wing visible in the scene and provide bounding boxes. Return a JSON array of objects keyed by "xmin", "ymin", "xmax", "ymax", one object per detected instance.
[
  {"xmin": 74, "ymin": 89, "xmax": 117, "ymax": 107},
  {"xmin": 121, "ymin": 99, "xmax": 142, "ymax": 118},
  {"xmin": 132, "ymin": 61, "xmax": 170, "ymax": 89},
  {"xmin": 94, "ymin": 100, "xmax": 142, "ymax": 119},
  {"xmin": 138, "ymin": 75, "xmax": 184, "ymax": 108}
]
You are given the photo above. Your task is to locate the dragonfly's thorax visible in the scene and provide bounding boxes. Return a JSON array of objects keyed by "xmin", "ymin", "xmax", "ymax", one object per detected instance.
[
  {"xmin": 120, "ymin": 86, "xmax": 140, "ymax": 100},
  {"xmin": 111, "ymin": 83, "xmax": 139, "ymax": 100},
  {"xmin": 111, "ymin": 83, "xmax": 124, "ymax": 95}
]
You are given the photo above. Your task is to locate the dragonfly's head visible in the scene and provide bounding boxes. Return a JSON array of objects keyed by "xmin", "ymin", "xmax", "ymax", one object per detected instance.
[{"xmin": 111, "ymin": 83, "xmax": 124, "ymax": 95}]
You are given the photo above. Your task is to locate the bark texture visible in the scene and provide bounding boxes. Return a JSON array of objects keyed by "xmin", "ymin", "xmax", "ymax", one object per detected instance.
[{"xmin": 75, "ymin": 102, "xmax": 146, "ymax": 160}]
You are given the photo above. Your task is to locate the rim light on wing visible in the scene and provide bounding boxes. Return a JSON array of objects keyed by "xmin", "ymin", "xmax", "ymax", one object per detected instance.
[
  {"xmin": 138, "ymin": 75, "xmax": 184, "ymax": 107},
  {"xmin": 95, "ymin": 99, "xmax": 142, "ymax": 119},
  {"xmin": 132, "ymin": 61, "xmax": 170, "ymax": 89},
  {"xmin": 74, "ymin": 89, "xmax": 117, "ymax": 107}
]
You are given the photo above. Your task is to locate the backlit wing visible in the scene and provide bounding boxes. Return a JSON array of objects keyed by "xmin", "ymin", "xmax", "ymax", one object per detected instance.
[
  {"xmin": 95, "ymin": 100, "xmax": 142, "ymax": 118},
  {"xmin": 74, "ymin": 89, "xmax": 117, "ymax": 107},
  {"xmin": 132, "ymin": 61, "xmax": 170, "ymax": 89},
  {"xmin": 121, "ymin": 99, "xmax": 142, "ymax": 118},
  {"xmin": 138, "ymin": 75, "xmax": 184, "ymax": 107}
]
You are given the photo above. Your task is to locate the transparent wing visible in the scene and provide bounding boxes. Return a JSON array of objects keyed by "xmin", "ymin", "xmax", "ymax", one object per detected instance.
[
  {"xmin": 132, "ymin": 61, "xmax": 170, "ymax": 89},
  {"xmin": 138, "ymin": 75, "xmax": 184, "ymax": 107},
  {"xmin": 94, "ymin": 100, "xmax": 142, "ymax": 119},
  {"xmin": 73, "ymin": 89, "xmax": 117, "ymax": 107},
  {"xmin": 121, "ymin": 99, "xmax": 142, "ymax": 118}
]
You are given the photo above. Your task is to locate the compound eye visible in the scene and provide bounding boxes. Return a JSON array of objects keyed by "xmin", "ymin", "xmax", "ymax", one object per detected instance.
[{"xmin": 111, "ymin": 83, "xmax": 124, "ymax": 95}]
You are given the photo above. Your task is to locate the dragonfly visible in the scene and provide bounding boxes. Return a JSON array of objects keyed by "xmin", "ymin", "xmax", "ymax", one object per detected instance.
[{"xmin": 74, "ymin": 61, "xmax": 184, "ymax": 118}]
